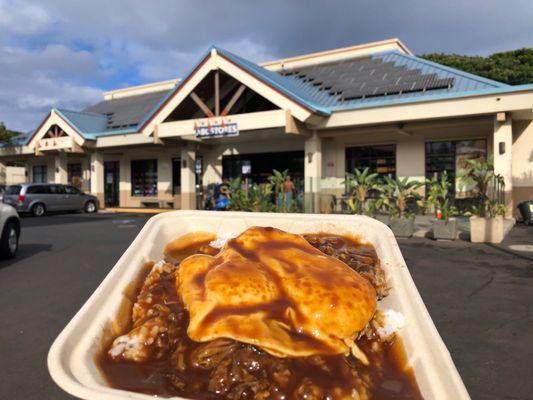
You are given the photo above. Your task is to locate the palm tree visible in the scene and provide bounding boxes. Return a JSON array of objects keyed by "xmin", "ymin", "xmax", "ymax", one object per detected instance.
[{"xmin": 344, "ymin": 167, "xmax": 381, "ymax": 215}]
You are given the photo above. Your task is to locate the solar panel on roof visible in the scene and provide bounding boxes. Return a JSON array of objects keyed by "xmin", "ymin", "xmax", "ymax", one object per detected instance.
[{"xmin": 284, "ymin": 54, "xmax": 456, "ymax": 102}]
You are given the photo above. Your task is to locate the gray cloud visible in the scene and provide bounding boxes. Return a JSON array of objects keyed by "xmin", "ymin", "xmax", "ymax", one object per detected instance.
[{"xmin": 0, "ymin": 0, "xmax": 531, "ymax": 131}]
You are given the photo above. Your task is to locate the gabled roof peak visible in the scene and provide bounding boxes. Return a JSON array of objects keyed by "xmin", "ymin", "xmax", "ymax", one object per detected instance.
[{"xmin": 260, "ymin": 38, "xmax": 412, "ymax": 71}]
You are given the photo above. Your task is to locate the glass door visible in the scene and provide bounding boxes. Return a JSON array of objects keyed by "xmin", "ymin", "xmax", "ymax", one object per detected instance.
[{"xmin": 104, "ymin": 161, "xmax": 120, "ymax": 207}]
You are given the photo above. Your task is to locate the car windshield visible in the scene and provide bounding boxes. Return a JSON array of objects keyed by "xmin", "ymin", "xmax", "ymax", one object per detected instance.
[{"xmin": 5, "ymin": 185, "xmax": 21, "ymax": 195}]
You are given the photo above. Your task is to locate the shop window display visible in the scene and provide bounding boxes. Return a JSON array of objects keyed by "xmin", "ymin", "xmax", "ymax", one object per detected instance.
[
  {"xmin": 131, "ymin": 159, "xmax": 158, "ymax": 196},
  {"xmin": 33, "ymin": 165, "xmax": 47, "ymax": 183},
  {"xmin": 67, "ymin": 163, "xmax": 83, "ymax": 189},
  {"xmin": 425, "ymin": 139, "xmax": 486, "ymax": 198},
  {"xmin": 345, "ymin": 145, "xmax": 396, "ymax": 179}
]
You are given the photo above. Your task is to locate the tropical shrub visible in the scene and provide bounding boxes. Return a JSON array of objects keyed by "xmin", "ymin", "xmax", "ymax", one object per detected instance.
[
  {"xmin": 344, "ymin": 167, "xmax": 381, "ymax": 216},
  {"xmin": 227, "ymin": 178, "xmax": 275, "ymax": 212},
  {"xmin": 382, "ymin": 177, "xmax": 423, "ymax": 218},
  {"xmin": 426, "ymin": 171, "xmax": 457, "ymax": 222},
  {"xmin": 457, "ymin": 157, "xmax": 506, "ymax": 218}
]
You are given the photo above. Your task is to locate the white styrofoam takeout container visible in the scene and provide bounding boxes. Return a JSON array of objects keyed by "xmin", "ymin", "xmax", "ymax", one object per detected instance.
[{"xmin": 48, "ymin": 211, "xmax": 470, "ymax": 400}]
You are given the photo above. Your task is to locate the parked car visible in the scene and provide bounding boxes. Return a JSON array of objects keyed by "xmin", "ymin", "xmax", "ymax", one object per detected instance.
[
  {"xmin": 3, "ymin": 183, "xmax": 98, "ymax": 217},
  {"xmin": 0, "ymin": 202, "xmax": 20, "ymax": 258}
]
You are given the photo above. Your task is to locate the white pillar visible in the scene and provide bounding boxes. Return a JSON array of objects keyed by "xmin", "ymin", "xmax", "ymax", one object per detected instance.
[
  {"xmin": 396, "ymin": 134, "xmax": 426, "ymax": 196},
  {"xmin": 81, "ymin": 157, "xmax": 91, "ymax": 192},
  {"xmin": 304, "ymin": 132, "xmax": 322, "ymax": 212},
  {"xmin": 119, "ymin": 155, "xmax": 129, "ymax": 207},
  {"xmin": 90, "ymin": 151, "xmax": 105, "ymax": 207},
  {"xmin": 493, "ymin": 114, "xmax": 513, "ymax": 217},
  {"xmin": 180, "ymin": 143, "xmax": 196, "ymax": 210},
  {"xmin": 54, "ymin": 152, "xmax": 68, "ymax": 183},
  {"xmin": 157, "ymin": 154, "xmax": 172, "ymax": 204}
]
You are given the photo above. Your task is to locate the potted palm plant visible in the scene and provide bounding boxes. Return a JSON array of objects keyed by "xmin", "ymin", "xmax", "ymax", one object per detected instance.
[
  {"xmin": 382, "ymin": 176, "xmax": 423, "ymax": 238},
  {"xmin": 457, "ymin": 158, "xmax": 506, "ymax": 243},
  {"xmin": 343, "ymin": 167, "xmax": 381, "ymax": 216},
  {"xmin": 426, "ymin": 171, "xmax": 458, "ymax": 240}
]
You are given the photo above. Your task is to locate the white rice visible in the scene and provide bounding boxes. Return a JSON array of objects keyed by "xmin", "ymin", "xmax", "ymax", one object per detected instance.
[
  {"xmin": 109, "ymin": 335, "xmax": 142, "ymax": 357},
  {"xmin": 376, "ymin": 309, "xmax": 405, "ymax": 339},
  {"xmin": 209, "ymin": 232, "xmax": 238, "ymax": 249}
]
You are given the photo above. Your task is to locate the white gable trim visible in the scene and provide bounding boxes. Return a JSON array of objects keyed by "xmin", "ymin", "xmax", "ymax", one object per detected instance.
[
  {"xmin": 27, "ymin": 110, "xmax": 87, "ymax": 149},
  {"xmin": 140, "ymin": 50, "xmax": 314, "ymax": 136}
]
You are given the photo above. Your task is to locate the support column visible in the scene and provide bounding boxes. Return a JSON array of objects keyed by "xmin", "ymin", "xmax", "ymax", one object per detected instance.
[
  {"xmin": 304, "ymin": 132, "xmax": 322, "ymax": 213},
  {"xmin": 493, "ymin": 113, "xmax": 513, "ymax": 217},
  {"xmin": 396, "ymin": 134, "xmax": 426, "ymax": 196},
  {"xmin": 119, "ymin": 155, "xmax": 129, "ymax": 207},
  {"xmin": 54, "ymin": 152, "xmax": 68, "ymax": 183},
  {"xmin": 180, "ymin": 144, "xmax": 196, "ymax": 210},
  {"xmin": 90, "ymin": 151, "xmax": 105, "ymax": 207},
  {"xmin": 26, "ymin": 160, "xmax": 33, "ymax": 183}
]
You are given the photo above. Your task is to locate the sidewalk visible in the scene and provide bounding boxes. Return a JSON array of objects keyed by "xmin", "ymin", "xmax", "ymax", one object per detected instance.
[
  {"xmin": 100, "ymin": 207, "xmax": 172, "ymax": 214},
  {"xmin": 491, "ymin": 223, "xmax": 533, "ymax": 260},
  {"xmin": 410, "ymin": 215, "xmax": 470, "ymax": 238},
  {"xmin": 413, "ymin": 215, "xmax": 533, "ymax": 260}
]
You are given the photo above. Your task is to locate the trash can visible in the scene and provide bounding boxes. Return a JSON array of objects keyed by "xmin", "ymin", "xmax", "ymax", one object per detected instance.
[{"xmin": 517, "ymin": 200, "xmax": 533, "ymax": 225}]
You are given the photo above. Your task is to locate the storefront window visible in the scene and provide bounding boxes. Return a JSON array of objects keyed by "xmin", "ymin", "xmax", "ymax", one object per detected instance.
[
  {"xmin": 67, "ymin": 163, "xmax": 82, "ymax": 189},
  {"xmin": 425, "ymin": 139, "xmax": 486, "ymax": 198},
  {"xmin": 172, "ymin": 158, "xmax": 181, "ymax": 195},
  {"xmin": 345, "ymin": 145, "xmax": 396, "ymax": 179},
  {"xmin": 131, "ymin": 159, "xmax": 158, "ymax": 196},
  {"xmin": 33, "ymin": 165, "xmax": 47, "ymax": 183},
  {"xmin": 222, "ymin": 151, "xmax": 304, "ymax": 188}
]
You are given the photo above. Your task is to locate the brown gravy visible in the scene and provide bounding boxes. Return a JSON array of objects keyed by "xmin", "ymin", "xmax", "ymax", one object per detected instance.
[{"xmin": 96, "ymin": 232, "xmax": 423, "ymax": 400}]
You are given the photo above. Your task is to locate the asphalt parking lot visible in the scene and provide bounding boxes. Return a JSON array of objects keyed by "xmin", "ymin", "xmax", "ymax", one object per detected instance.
[{"xmin": 0, "ymin": 212, "xmax": 531, "ymax": 400}]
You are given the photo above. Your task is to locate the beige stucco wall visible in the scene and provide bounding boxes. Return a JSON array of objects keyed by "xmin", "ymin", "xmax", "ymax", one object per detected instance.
[
  {"xmin": 104, "ymin": 146, "xmax": 180, "ymax": 208},
  {"xmin": 7, "ymin": 115, "xmax": 531, "ymax": 213},
  {"xmin": 320, "ymin": 118, "xmax": 493, "ymax": 188},
  {"xmin": 26, "ymin": 156, "xmax": 53, "ymax": 183},
  {"xmin": 5, "ymin": 166, "xmax": 26, "ymax": 184}
]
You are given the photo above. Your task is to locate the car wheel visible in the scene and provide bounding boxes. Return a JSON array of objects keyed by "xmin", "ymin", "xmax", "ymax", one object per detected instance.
[
  {"xmin": 0, "ymin": 221, "xmax": 19, "ymax": 259},
  {"xmin": 84, "ymin": 200, "xmax": 97, "ymax": 213},
  {"xmin": 32, "ymin": 203, "xmax": 46, "ymax": 217}
]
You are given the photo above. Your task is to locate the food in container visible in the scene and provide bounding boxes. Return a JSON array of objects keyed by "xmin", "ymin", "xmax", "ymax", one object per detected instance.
[
  {"xmin": 100, "ymin": 226, "xmax": 421, "ymax": 399},
  {"xmin": 48, "ymin": 211, "xmax": 470, "ymax": 400}
]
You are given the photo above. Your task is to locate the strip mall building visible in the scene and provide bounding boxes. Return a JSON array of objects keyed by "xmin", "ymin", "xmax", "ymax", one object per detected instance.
[{"xmin": 2, "ymin": 39, "xmax": 533, "ymax": 216}]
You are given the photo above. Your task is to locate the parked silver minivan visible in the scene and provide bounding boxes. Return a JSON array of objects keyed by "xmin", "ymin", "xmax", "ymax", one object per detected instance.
[{"xmin": 3, "ymin": 183, "xmax": 99, "ymax": 216}]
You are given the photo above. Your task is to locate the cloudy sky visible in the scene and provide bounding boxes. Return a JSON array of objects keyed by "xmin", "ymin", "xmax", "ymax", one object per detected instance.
[{"xmin": 1, "ymin": 0, "xmax": 532, "ymax": 132}]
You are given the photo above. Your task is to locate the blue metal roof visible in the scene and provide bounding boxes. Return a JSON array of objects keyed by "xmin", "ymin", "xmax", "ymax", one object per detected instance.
[
  {"xmin": 279, "ymin": 51, "xmax": 509, "ymax": 111},
  {"xmin": 55, "ymin": 109, "xmax": 108, "ymax": 140},
  {"xmin": 7, "ymin": 46, "xmax": 532, "ymax": 149}
]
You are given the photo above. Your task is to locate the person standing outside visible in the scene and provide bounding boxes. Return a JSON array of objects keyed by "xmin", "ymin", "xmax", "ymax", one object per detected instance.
[{"xmin": 283, "ymin": 175, "xmax": 295, "ymax": 210}]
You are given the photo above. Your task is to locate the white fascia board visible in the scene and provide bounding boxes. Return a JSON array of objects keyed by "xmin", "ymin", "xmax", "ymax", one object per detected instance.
[
  {"xmin": 214, "ymin": 56, "xmax": 313, "ymax": 122},
  {"xmin": 140, "ymin": 57, "xmax": 216, "ymax": 136},
  {"xmin": 158, "ymin": 109, "xmax": 287, "ymax": 138},
  {"xmin": 141, "ymin": 53, "xmax": 314, "ymax": 136},
  {"xmin": 28, "ymin": 110, "xmax": 86, "ymax": 148},
  {"xmin": 96, "ymin": 133, "xmax": 154, "ymax": 148},
  {"xmin": 0, "ymin": 146, "xmax": 33, "ymax": 156},
  {"xmin": 321, "ymin": 90, "xmax": 533, "ymax": 129}
]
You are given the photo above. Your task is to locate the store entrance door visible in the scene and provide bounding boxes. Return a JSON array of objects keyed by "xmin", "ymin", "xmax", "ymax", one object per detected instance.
[{"xmin": 104, "ymin": 161, "xmax": 120, "ymax": 207}]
